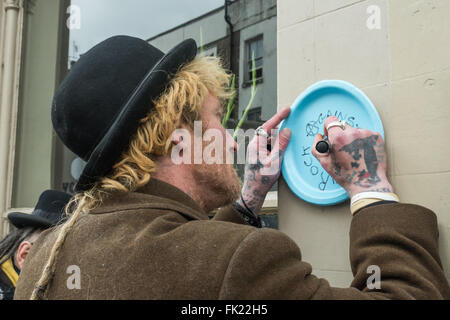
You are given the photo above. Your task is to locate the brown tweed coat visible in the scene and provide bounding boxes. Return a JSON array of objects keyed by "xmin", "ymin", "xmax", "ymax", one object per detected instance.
[{"xmin": 14, "ymin": 179, "xmax": 450, "ymax": 299}]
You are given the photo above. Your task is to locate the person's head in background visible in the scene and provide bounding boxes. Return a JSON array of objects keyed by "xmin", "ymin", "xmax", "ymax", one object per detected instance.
[
  {"xmin": 0, "ymin": 227, "xmax": 42, "ymax": 271},
  {"xmin": 0, "ymin": 190, "xmax": 71, "ymax": 300},
  {"xmin": 1, "ymin": 190, "xmax": 72, "ymax": 269}
]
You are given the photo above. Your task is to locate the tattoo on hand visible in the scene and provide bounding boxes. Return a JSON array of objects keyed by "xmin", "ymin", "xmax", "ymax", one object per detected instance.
[
  {"xmin": 351, "ymin": 162, "xmax": 359, "ymax": 168},
  {"xmin": 330, "ymin": 145, "xmax": 342, "ymax": 177},
  {"xmin": 246, "ymin": 158, "xmax": 264, "ymax": 182},
  {"xmin": 248, "ymin": 160, "xmax": 264, "ymax": 172},
  {"xmin": 253, "ymin": 189, "xmax": 263, "ymax": 196},
  {"xmin": 261, "ymin": 176, "xmax": 270, "ymax": 185},
  {"xmin": 339, "ymin": 135, "xmax": 381, "ymax": 188},
  {"xmin": 366, "ymin": 187, "xmax": 392, "ymax": 193}
]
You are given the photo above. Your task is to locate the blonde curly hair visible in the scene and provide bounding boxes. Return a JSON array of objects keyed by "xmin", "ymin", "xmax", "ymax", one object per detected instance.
[{"xmin": 30, "ymin": 55, "xmax": 233, "ymax": 299}]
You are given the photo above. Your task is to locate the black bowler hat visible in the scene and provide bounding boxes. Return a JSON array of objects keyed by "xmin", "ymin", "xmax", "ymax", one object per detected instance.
[
  {"xmin": 52, "ymin": 36, "xmax": 197, "ymax": 191},
  {"xmin": 8, "ymin": 190, "xmax": 72, "ymax": 229}
]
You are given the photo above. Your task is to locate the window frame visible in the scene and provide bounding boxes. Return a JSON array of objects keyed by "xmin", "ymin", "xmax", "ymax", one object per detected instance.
[
  {"xmin": 201, "ymin": 46, "xmax": 217, "ymax": 57},
  {"xmin": 244, "ymin": 35, "xmax": 264, "ymax": 84},
  {"xmin": 246, "ymin": 107, "xmax": 262, "ymax": 122}
]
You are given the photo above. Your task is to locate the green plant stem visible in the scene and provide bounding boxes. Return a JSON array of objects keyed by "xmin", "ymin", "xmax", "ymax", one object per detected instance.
[
  {"xmin": 233, "ymin": 51, "xmax": 257, "ymax": 139},
  {"xmin": 222, "ymin": 74, "xmax": 236, "ymax": 128},
  {"xmin": 199, "ymin": 26, "xmax": 204, "ymax": 55}
]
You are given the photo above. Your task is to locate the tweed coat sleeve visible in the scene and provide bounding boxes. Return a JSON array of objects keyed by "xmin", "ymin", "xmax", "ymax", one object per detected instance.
[{"xmin": 216, "ymin": 203, "xmax": 450, "ymax": 299}]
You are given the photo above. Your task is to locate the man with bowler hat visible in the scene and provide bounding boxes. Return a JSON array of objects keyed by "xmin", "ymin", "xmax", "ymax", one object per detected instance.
[
  {"xmin": 0, "ymin": 190, "xmax": 71, "ymax": 300},
  {"xmin": 14, "ymin": 36, "xmax": 450, "ymax": 299}
]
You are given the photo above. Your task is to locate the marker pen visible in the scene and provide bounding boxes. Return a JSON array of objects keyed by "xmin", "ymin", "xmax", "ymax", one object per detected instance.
[{"xmin": 315, "ymin": 137, "xmax": 330, "ymax": 154}]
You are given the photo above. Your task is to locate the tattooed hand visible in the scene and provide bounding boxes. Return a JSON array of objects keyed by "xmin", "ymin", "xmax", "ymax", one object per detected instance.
[
  {"xmin": 237, "ymin": 107, "xmax": 292, "ymax": 217},
  {"xmin": 312, "ymin": 116, "xmax": 394, "ymax": 198}
]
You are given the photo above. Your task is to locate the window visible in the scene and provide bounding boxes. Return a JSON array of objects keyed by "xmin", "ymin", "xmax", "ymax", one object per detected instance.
[
  {"xmin": 245, "ymin": 36, "xmax": 263, "ymax": 82},
  {"xmin": 201, "ymin": 46, "xmax": 217, "ymax": 57},
  {"xmin": 247, "ymin": 107, "xmax": 262, "ymax": 122}
]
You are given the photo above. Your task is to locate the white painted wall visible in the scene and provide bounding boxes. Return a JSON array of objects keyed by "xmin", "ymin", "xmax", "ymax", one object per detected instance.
[
  {"xmin": 277, "ymin": 0, "xmax": 450, "ymax": 287},
  {"xmin": 149, "ymin": 8, "xmax": 226, "ymax": 53}
]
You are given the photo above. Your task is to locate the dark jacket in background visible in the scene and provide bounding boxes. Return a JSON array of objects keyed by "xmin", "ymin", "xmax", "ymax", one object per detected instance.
[{"xmin": 0, "ymin": 257, "xmax": 19, "ymax": 300}]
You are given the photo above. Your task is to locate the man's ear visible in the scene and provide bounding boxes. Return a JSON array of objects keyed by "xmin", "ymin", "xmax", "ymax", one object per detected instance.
[
  {"xmin": 171, "ymin": 131, "xmax": 184, "ymax": 148},
  {"xmin": 171, "ymin": 122, "xmax": 192, "ymax": 148},
  {"xmin": 15, "ymin": 241, "xmax": 33, "ymax": 270}
]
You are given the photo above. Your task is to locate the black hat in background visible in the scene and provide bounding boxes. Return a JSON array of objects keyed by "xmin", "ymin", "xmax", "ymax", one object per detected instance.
[
  {"xmin": 51, "ymin": 35, "xmax": 197, "ymax": 192},
  {"xmin": 8, "ymin": 190, "xmax": 72, "ymax": 229}
]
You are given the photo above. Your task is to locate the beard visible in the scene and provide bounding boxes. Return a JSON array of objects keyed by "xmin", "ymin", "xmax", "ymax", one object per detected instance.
[{"xmin": 192, "ymin": 162, "xmax": 241, "ymax": 212}]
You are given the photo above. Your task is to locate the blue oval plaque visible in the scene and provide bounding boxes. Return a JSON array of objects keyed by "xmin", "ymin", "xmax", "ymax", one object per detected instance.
[{"xmin": 280, "ymin": 80, "xmax": 385, "ymax": 206}]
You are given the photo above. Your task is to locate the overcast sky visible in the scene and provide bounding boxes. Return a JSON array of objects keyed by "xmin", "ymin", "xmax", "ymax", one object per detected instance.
[{"xmin": 69, "ymin": 0, "xmax": 224, "ymax": 59}]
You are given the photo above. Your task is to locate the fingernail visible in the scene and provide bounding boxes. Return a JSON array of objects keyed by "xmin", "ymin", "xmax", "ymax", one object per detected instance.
[{"xmin": 282, "ymin": 128, "xmax": 292, "ymax": 137}]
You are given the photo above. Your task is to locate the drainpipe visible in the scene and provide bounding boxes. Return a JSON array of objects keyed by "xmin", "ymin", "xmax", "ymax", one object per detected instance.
[
  {"xmin": 0, "ymin": 0, "xmax": 21, "ymax": 235},
  {"xmin": 224, "ymin": 0, "xmax": 234, "ymax": 72},
  {"xmin": 225, "ymin": 0, "xmax": 236, "ymax": 122}
]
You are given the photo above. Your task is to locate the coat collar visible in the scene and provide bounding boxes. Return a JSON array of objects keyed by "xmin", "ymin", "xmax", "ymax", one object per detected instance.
[{"xmin": 91, "ymin": 178, "xmax": 209, "ymax": 221}]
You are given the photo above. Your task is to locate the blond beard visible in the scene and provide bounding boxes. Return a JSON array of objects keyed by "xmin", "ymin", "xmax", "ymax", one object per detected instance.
[{"xmin": 192, "ymin": 162, "xmax": 241, "ymax": 213}]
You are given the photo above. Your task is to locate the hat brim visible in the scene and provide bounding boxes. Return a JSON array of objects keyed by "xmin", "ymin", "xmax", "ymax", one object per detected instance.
[
  {"xmin": 75, "ymin": 39, "xmax": 197, "ymax": 191},
  {"xmin": 8, "ymin": 212, "xmax": 53, "ymax": 230}
]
